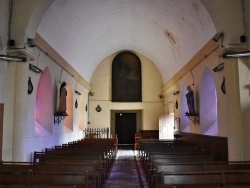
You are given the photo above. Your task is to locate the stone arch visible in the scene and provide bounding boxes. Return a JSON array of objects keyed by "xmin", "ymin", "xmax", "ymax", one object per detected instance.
[{"xmin": 200, "ymin": 67, "xmax": 218, "ymax": 135}]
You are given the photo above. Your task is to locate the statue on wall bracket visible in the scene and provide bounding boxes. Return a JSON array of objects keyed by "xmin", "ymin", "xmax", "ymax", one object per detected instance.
[
  {"xmin": 185, "ymin": 85, "xmax": 199, "ymax": 124},
  {"xmin": 55, "ymin": 81, "xmax": 68, "ymax": 116}
]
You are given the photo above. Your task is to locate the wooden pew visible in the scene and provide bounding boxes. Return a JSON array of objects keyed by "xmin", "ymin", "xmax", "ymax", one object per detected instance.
[
  {"xmin": 0, "ymin": 138, "xmax": 118, "ymax": 188},
  {"xmin": 0, "ymin": 161, "xmax": 103, "ymax": 187},
  {"xmin": 161, "ymin": 170, "xmax": 250, "ymax": 188},
  {"xmin": 0, "ymin": 169, "xmax": 89, "ymax": 187},
  {"xmin": 143, "ymin": 151, "xmax": 218, "ymax": 172},
  {"xmin": 137, "ymin": 138, "xmax": 227, "ymax": 187},
  {"xmin": 151, "ymin": 161, "xmax": 250, "ymax": 188}
]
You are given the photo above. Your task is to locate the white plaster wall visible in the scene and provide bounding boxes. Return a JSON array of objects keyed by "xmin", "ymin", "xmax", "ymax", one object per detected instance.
[
  {"xmin": 164, "ymin": 50, "xmax": 228, "ymax": 137},
  {"xmin": 0, "ymin": 0, "xmax": 9, "ymax": 103},
  {"xmin": 0, "ymin": 0, "xmax": 9, "ymax": 52},
  {"xmin": 3, "ymin": 47, "xmax": 88, "ymax": 161},
  {"xmin": 89, "ymin": 52, "xmax": 164, "ymax": 131},
  {"xmin": 238, "ymin": 58, "xmax": 250, "ymax": 160}
]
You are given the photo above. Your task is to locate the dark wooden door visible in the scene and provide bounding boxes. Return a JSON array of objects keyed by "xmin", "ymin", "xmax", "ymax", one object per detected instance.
[{"xmin": 115, "ymin": 113, "xmax": 136, "ymax": 145}]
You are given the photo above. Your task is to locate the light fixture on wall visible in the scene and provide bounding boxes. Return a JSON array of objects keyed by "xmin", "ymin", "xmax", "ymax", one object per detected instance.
[
  {"xmin": 173, "ymin": 91, "xmax": 180, "ymax": 95},
  {"xmin": 0, "ymin": 54, "xmax": 26, "ymax": 62},
  {"xmin": 221, "ymin": 76, "xmax": 226, "ymax": 94},
  {"xmin": 89, "ymin": 91, "xmax": 94, "ymax": 96},
  {"xmin": 27, "ymin": 38, "xmax": 36, "ymax": 47},
  {"xmin": 213, "ymin": 62, "xmax": 224, "ymax": 72},
  {"xmin": 74, "ymin": 80, "xmax": 81, "ymax": 95},
  {"xmin": 29, "ymin": 50, "xmax": 42, "ymax": 74},
  {"xmin": 28, "ymin": 77, "xmax": 33, "ymax": 94},
  {"xmin": 213, "ymin": 32, "xmax": 224, "ymax": 42},
  {"xmin": 213, "ymin": 32, "xmax": 224, "ymax": 47},
  {"xmin": 223, "ymin": 51, "xmax": 250, "ymax": 58},
  {"xmin": 29, "ymin": 63, "xmax": 42, "ymax": 74},
  {"xmin": 75, "ymin": 90, "xmax": 81, "ymax": 95},
  {"xmin": 75, "ymin": 99, "xmax": 78, "ymax": 108}
]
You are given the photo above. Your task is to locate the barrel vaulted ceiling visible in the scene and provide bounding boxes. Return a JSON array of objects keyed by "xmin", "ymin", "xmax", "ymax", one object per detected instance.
[{"xmin": 37, "ymin": 0, "xmax": 216, "ymax": 84}]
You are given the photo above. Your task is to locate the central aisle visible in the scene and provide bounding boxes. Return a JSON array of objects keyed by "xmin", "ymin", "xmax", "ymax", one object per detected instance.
[{"xmin": 104, "ymin": 146, "xmax": 148, "ymax": 188}]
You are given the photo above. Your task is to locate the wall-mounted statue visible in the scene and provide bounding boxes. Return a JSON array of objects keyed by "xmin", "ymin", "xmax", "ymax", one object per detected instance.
[
  {"xmin": 56, "ymin": 82, "xmax": 67, "ymax": 116},
  {"xmin": 186, "ymin": 85, "xmax": 196, "ymax": 115}
]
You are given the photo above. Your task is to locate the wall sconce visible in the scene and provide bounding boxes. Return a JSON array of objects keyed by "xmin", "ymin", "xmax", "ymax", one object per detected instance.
[
  {"xmin": 75, "ymin": 99, "xmax": 78, "ymax": 108},
  {"xmin": 96, "ymin": 105, "xmax": 102, "ymax": 112},
  {"xmin": 75, "ymin": 90, "xmax": 81, "ymax": 95},
  {"xmin": 0, "ymin": 54, "xmax": 26, "ymax": 62},
  {"xmin": 213, "ymin": 32, "xmax": 224, "ymax": 42},
  {"xmin": 28, "ymin": 77, "xmax": 33, "ymax": 94},
  {"xmin": 29, "ymin": 63, "xmax": 42, "ymax": 74},
  {"xmin": 221, "ymin": 76, "xmax": 226, "ymax": 94},
  {"xmin": 28, "ymin": 38, "xmax": 36, "ymax": 48},
  {"xmin": 223, "ymin": 51, "xmax": 250, "ymax": 58},
  {"xmin": 89, "ymin": 91, "xmax": 94, "ymax": 96},
  {"xmin": 173, "ymin": 91, "xmax": 180, "ymax": 95},
  {"xmin": 213, "ymin": 62, "xmax": 224, "ymax": 72},
  {"xmin": 213, "ymin": 32, "xmax": 224, "ymax": 47}
]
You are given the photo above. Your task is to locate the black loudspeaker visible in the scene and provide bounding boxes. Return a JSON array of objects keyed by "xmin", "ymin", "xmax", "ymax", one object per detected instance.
[
  {"xmin": 8, "ymin": 39, "xmax": 15, "ymax": 47},
  {"xmin": 240, "ymin": 35, "xmax": 246, "ymax": 43}
]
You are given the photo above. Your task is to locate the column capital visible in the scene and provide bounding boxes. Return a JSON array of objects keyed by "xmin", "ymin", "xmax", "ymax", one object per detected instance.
[{"xmin": 6, "ymin": 48, "xmax": 36, "ymax": 62}]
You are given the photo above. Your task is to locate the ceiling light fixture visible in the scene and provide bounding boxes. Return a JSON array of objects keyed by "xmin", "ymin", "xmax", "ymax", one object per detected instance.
[
  {"xmin": 0, "ymin": 54, "xmax": 26, "ymax": 62},
  {"xmin": 223, "ymin": 51, "xmax": 250, "ymax": 58}
]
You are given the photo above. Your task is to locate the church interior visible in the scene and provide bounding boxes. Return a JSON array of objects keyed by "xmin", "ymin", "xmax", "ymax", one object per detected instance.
[{"xmin": 1, "ymin": 0, "xmax": 250, "ymax": 187}]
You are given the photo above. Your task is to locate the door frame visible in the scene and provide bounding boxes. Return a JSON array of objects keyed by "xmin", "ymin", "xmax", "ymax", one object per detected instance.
[{"xmin": 110, "ymin": 110, "xmax": 142, "ymax": 138}]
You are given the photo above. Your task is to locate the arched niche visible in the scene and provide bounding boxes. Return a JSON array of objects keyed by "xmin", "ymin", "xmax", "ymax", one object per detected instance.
[
  {"xmin": 200, "ymin": 67, "xmax": 218, "ymax": 135},
  {"xmin": 35, "ymin": 67, "xmax": 53, "ymax": 135},
  {"xmin": 112, "ymin": 51, "xmax": 142, "ymax": 102},
  {"xmin": 64, "ymin": 83, "xmax": 73, "ymax": 132},
  {"xmin": 180, "ymin": 83, "xmax": 190, "ymax": 132}
]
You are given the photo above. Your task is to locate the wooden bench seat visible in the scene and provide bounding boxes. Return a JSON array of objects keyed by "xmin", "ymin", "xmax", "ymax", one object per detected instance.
[
  {"xmin": 150, "ymin": 161, "xmax": 250, "ymax": 188},
  {"xmin": 161, "ymin": 170, "xmax": 250, "ymax": 188},
  {"xmin": 0, "ymin": 170, "xmax": 89, "ymax": 187},
  {"xmin": 0, "ymin": 161, "xmax": 102, "ymax": 188},
  {"xmin": 0, "ymin": 138, "xmax": 118, "ymax": 188},
  {"xmin": 142, "ymin": 152, "xmax": 218, "ymax": 172}
]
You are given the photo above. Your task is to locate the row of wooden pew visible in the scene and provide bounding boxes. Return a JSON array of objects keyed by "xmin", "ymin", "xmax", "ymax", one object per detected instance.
[
  {"xmin": 0, "ymin": 138, "xmax": 118, "ymax": 188},
  {"xmin": 138, "ymin": 139, "xmax": 250, "ymax": 188}
]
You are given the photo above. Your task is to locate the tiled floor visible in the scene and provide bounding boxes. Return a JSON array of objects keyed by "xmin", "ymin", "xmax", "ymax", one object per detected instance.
[{"xmin": 104, "ymin": 145, "xmax": 148, "ymax": 188}]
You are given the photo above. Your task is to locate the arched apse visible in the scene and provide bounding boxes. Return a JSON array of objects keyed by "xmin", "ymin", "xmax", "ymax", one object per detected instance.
[
  {"xmin": 64, "ymin": 83, "xmax": 73, "ymax": 132},
  {"xmin": 35, "ymin": 67, "xmax": 53, "ymax": 135},
  {"xmin": 180, "ymin": 83, "xmax": 190, "ymax": 132},
  {"xmin": 200, "ymin": 67, "xmax": 218, "ymax": 135}
]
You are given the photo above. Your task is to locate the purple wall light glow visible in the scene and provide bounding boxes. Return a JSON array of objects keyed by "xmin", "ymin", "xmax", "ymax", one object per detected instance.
[{"xmin": 200, "ymin": 68, "xmax": 218, "ymax": 135}]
